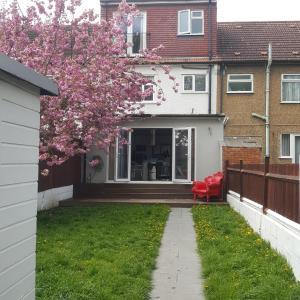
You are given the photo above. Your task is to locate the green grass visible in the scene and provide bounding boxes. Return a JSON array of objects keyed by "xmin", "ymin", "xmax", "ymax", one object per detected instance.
[
  {"xmin": 192, "ymin": 205, "xmax": 300, "ymax": 300},
  {"xmin": 36, "ymin": 204, "xmax": 169, "ymax": 300}
]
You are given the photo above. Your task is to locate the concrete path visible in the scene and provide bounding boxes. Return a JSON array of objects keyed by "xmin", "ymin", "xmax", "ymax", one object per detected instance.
[{"xmin": 150, "ymin": 207, "xmax": 205, "ymax": 300}]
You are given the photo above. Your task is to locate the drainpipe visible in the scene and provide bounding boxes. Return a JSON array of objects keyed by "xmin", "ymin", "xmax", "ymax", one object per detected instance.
[
  {"xmin": 220, "ymin": 64, "xmax": 225, "ymax": 113},
  {"xmin": 207, "ymin": 0, "xmax": 212, "ymax": 114},
  {"xmin": 265, "ymin": 43, "xmax": 272, "ymax": 157},
  {"xmin": 252, "ymin": 43, "xmax": 272, "ymax": 157}
]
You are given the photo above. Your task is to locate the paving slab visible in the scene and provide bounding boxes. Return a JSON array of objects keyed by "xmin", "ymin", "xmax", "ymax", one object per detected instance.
[{"xmin": 150, "ymin": 207, "xmax": 205, "ymax": 300}]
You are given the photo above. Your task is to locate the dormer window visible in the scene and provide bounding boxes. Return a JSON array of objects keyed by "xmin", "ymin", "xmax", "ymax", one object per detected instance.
[{"xmin": 178, "ymin": 10, "xmax": 204, "ymax": 35}]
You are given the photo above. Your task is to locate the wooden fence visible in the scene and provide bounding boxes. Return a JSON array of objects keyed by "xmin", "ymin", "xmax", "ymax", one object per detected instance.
[
  {"xmin": 225, "ymin": 158, "xmax": 300, "ymax": 224},
  {"xmin": 38, "ymin": 156, "xmax": 82, "ymax": 192}
]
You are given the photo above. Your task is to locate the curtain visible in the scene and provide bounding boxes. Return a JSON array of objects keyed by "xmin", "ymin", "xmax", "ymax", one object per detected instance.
[
  {"xmin": 281, "ymin": 134, "xmax": 290, "ymax": 156},
  {"xmin": 282, "ymin": 82, "xmax": 300, "ymax": 102}
]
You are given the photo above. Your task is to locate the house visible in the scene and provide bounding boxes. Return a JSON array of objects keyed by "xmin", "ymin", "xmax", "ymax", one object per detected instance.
[
  {"xmin": 217, "ymin": 21, "xmax": 300, "ymax": 164},
  {"xmin": 0, "ymin": 54, "xmax": 58, "ymax": 299},
  {"xmin": 81, "ymin": 0, "xmax": 224, "ymax": 190}
]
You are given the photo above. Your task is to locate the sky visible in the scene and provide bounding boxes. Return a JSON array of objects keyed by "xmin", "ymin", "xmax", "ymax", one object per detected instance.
[{"xmin": 7, "ymin": 0, "xmax": 300, "ymax": 22}]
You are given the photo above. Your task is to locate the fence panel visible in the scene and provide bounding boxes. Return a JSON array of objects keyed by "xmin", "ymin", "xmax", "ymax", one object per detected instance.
[
  {"xmin": 269, "ymin": 164, "xmax": 299, "ymax": 176},
  {"xmin": 38, "ymin": 156, "xmax": 82, "ymax": 192},
  {"xmin": 268, "ymin": 175, "xmax": 299, "ymax": 223},
  {"xmin": 228, "ymin": 168, "xmax": 240, "ymax": 194},
  {"xmin": 226, "ymin": 161, "xmax": 299, "ymax": 224},
  {"xmin": 242, "ymin": 171, "xmax": 264, "ymax": 205}
]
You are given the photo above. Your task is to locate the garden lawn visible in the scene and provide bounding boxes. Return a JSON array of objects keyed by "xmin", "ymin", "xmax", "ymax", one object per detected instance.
[
  {"xmin": 192, "ymin": 205, "xmax": 300, "ymax": 300},
  {"xmin": 36, "ymin": 204, "xmax": 169, "ymax": 300}
]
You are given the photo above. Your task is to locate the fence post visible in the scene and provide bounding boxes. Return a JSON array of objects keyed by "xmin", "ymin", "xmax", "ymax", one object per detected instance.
[
  {"xmin": 263, "ymin": 156, "xmax": 270, "ymax": 214},
  {"xmin": 224, "ymin": 160, "xmax": 229, "ymax": 200},
  {"xmin": 240, "ymin": 160, "xmax": 243, "ymax": 202}
]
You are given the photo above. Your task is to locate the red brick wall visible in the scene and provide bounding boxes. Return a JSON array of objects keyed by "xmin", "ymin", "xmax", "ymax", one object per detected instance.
[
  {"xmin": 223, "ymin": 147, "xmax": 263, "ymax": 165},
  {"xmin": 102, "ymin": 3, "xmax": 217, "ymax": 57}
]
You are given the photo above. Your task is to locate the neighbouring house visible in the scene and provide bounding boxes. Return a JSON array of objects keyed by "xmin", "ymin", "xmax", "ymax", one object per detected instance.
[
  {"xmin": 0, "ymin": 54, "xmax": 58, "ymax": 299},
  {"xmin": 217, "ymin": 21, "xmax": 300, "ymax": 164},
  {"xmin": 81, "ymin": 0, "xmax": 224, "ymax": 191}
]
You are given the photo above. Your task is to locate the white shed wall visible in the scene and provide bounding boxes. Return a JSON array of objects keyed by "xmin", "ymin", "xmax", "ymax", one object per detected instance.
[{"xmin": 0, "ymin": 77, "xmax": 40, "ymax": 300}]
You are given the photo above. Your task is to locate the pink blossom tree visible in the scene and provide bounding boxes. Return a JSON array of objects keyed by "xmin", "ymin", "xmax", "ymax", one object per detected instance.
[{"xmin": 0, "ymin": 0, "xmax": 176, "ymax": 171}]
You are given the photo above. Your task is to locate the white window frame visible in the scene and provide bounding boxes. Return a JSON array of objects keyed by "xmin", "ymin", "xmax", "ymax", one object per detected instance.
[
  {"xmin": 182, "ymin": 74, "xmax": 208, "ymax": 93},
  {"xmin": 292, "ymin": 134, "xmax": 300, "ymax": 163},
  {"xmin": 141, "ymin": 75, "xmax": 156, "ymax": 103},
  {"xmin": 280, "ymin": 133, "xmax": 292, "ymax": 159},
  {"xmin": 227, "ymin": 74, "xmax": 254, "ymax": 94},
  {"xmin": 178, "ymin": 10, "xmax": 204, "ymax": 36},
  {"xmin": 281, "ymin": 74, "xmax": 300, "ymax": 103}
]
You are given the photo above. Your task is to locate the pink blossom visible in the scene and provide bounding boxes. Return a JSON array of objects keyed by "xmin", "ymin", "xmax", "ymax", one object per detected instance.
[
  {"xmin": 89, "ymin": 159, "xmax": 100, "ymax": 167},
  {"xmin": 0, "ymin": 0, "xmax": 177, "ymax": 166},
  {"xmin": 41, "ymin": 169, "xmax": 50, "ymax": 176}
]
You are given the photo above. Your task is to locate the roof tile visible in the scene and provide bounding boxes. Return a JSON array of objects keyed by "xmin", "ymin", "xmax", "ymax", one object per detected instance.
[{"xmin": 218, "ymin": 21, "xmax": 300, "ymax": 62}]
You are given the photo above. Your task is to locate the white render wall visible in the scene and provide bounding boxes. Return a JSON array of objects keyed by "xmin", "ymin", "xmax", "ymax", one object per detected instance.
[
  {"xmin": 88, "ymin": 116, "xmax": 224, "ymax": 183},
  {"xmin": 135, "ymin": 64, "xmax": 218, "ymax": 115},
  {"xmin": 0, "ymin": 76, "xmax": 40, "ymax": 299},
  {"xmin": 227, "ymin": 192, "xmax": 300, "ymax": 281},
  {"xmin": 37, "ymin": 185, "xmax": 73, "ymax": 211}
]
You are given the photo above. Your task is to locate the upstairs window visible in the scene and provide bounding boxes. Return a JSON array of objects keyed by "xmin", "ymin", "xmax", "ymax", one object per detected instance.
[
  {"xmin": 227, "ymin": 74, "xmax": 253, "ymax": 93},
  {"xmin": 178, "ymin": 10, "xmax": 204, "ymax": 35},
  {"xmin": 116, "ymin": 12, "xmax": 147, "ymax": 55},
  {"xmin": 182, "ymin": 74, "xmax": 207, "ymax": 93},
  {"xmin": 281, "ymin": 74, "xmax": 300, "ymax": 103},
  {"xmin": 130, "ymin": 13, "xmax": 147, "ymax": 54},
  {"xmin": 281, "ymin": 134, "xmax": 291, "ymax": 157}
]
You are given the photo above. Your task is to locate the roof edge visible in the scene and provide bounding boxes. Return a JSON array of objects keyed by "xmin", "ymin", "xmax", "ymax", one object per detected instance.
[
  {"xmin": 0, "ymin": 54, "xmax": 58, "ymax": 96},
  {"xmin": 101, "ymin": 0, "xmax": 217, "ymax": 6}
]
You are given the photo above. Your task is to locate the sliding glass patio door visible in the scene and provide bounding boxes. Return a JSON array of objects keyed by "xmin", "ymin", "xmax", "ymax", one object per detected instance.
[
  {"xmin": 172, "ymin": 128, "xmax": 192, "ymax": 182},
  {"xmin": 115, "ymin": 129, "xmax": 131, "ymax": 181}
]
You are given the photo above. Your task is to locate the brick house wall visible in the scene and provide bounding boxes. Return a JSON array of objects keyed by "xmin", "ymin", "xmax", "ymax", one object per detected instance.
[
  {"xmin": 223, "ymin": 146, "xmax": 263, "ymax": 165},
  {"xmin": 218, "ymin": 63, "xmax": 300, "ymax": 164},
  {"xmin": 101, "ymin": 2, "xmax": 217, "ymax": 58}
]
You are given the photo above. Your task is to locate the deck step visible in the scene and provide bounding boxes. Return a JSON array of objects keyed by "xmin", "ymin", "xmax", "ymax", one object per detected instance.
[
  {"xmin": 60, "ymin": 198, "xmax": 227, "ymax": 208},
  {"xmin": 74, "ymin": 183, "xmax": 194, "ymax": 200}
]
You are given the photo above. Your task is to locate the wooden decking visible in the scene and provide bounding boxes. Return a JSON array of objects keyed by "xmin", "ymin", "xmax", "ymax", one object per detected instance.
[
  {"xmin": 74, "ymin": 183, "xmax": 194, "ymax": 200},
  {"xmin": 66, "ymin": 183, "xmax": 226, "ymax": 207}
]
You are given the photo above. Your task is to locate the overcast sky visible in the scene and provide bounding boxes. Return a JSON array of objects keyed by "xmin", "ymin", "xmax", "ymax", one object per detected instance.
[{"xmin": 10, "ymin": 0, "xmax": 300, "ymax": 22}]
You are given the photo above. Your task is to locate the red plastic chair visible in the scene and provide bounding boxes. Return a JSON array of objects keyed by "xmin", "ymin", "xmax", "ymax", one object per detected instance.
[{"xmin": 192, "ymin": 172, "xmax": 223, "ymax": 202}]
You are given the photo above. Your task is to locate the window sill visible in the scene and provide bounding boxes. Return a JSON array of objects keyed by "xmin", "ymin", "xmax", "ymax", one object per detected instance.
[
  {"xmin": 278, "ymin": 156, "xmax": 292, "ymax": 159},
  {"xmin": 227, "ymin": 91, "xmax": 254, "ymax": 94},
  {"xmin": 181, "ymin": 91, "xmax": 208, "ymax": 94},
  {"xmin": 142, "ymin": 101, "xmax": 157, "ymax": 104},
  {"xmin": 280, "ymin": 101, "xmax": 300, "ymax": 104},
  {"xmin": 177, "ymin": 33, "xmax": 204, "ymax": 37}
]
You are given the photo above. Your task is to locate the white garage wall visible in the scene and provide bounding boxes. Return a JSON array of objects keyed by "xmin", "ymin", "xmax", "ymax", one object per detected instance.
[{"xmin": 0, "ymin": 78, "xmax": 40, "ymax": 300}]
